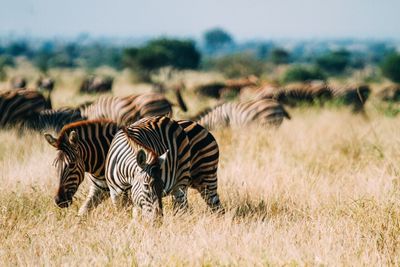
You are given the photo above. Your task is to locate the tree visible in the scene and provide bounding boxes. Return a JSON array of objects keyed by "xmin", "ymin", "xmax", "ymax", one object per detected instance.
[
  {"xmin": 269, "ymin": 48, "xmax": 290, "ymax": 64},
  {"xmin": 282, "ymin": 65, "xmax": 326, "ymax": 83},
  {"xmin": 123, "ymin": 38, "xmax": 201, "ymax": 81},
  {"xmin": 381, "ymin": 53, "xmax": 400, "ymax": 83},
  {"xmin": 203, "ymin": 28, "xmax": 234, "ymax": 52},
  {"xmin": 33, "ymin": 51, "xmax": 52, "ymax": 73},
  {"xmin": 316, "ymin": 49, "xmax": 350, "ymax": 74},
  {"xmin": 6, "ymin": 41, "xmax": 30, "ymax": 57}
]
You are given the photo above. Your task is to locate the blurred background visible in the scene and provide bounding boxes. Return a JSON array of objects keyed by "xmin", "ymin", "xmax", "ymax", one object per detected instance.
[{"xmin": 1, "ymin": 0, "xmax": 400, "ymax": 109}]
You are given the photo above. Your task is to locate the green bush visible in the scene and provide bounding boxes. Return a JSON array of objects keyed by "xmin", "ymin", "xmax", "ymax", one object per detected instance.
[
  {"xmin": 269, "ymin": 48, "xmax": 290, "ymax": 64},
  {"xmin": 316, "ymin": 49, "xmax": 350, "ymax": 74},
  {"xmin": 123, "ymin": 38, "xmax": 200, "ymax": 81},
  {"xmin": 203, "ymin": 53, "xmax": 264, "ymax": 78},
  {"xmin": 281, "ymin": 65, "xmax": 326, "ymax": 83},
  {"xmin": 380, "ymin": 53, "xmax": 400, "ymax": 83}
]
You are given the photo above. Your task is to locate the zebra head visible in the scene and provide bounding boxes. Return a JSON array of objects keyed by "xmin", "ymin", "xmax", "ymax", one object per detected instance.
[
  {"xmin": 44, "ymin": 131, "xmax": 85, "ymax": 208},
  {"xmin": 131, "ymin": 148, "xmax": 167, "ymax": 221}
]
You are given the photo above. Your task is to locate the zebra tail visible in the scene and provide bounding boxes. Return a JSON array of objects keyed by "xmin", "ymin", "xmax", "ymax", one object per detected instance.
[{"xmin": 174, "ymin": 88, "xmax": 188, "ymax": 112}]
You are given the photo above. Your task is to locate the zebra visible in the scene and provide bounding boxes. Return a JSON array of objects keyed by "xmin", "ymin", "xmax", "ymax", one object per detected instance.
[
  {"xmin": 20, "ymin": 108, "xmax": 85, "ymax": 133},
  {"xmin": 77, "ymin": 91, "xmax": 187, "ymax": 126},
  {"xmin": 44, "ymin": 120, "xmax": 120, "ymax": 215},
  {"xmin": 37, "ymin": 77, "xmax": 55, "ymax": 92},
  {"xmin": 80, "ymin": 76, "xmax": 113, "ymax": 93},
  {"xmin": 252, "ymin": 81, "xmax": 333, "ymax": 106},
  {"xmin": 10, "ymin": 76, "xmax": 27, "ymax": 89},
  {"xmin": 105, "ymin": 116, "xmax": 223, "ymax": 220},
  {"xmin": 193, "ymin": 98, "xmax": 291, "ymax": 131},
  {"xmin": 0, "ymin": 89, "xmax": 48, "ymax": 128},
  {"xmin": 328, "ymin": 84, "xmax": 370, "ymax": 113}
]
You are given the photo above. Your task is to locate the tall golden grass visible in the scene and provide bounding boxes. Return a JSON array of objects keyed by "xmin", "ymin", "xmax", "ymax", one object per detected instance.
[{"xmin": 0, "ymin": 68, "xmax": 399, "ymax": 265}]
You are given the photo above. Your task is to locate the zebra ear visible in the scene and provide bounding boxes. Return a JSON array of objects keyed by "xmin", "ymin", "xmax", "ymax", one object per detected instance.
[
  {"xmin": 68, "ymin": 131, "xmax": 78, "ymax": 146},
  {"xmin": 44, "ymin": 133, "xmax": 58, "ymax": 148},
  {"xmin": 158, "ymin": 150, "xmax": 168, "ymax": 166},
  {"xmin": 136, "ymin": 149, "xmax": 147, "ymax": 169}
]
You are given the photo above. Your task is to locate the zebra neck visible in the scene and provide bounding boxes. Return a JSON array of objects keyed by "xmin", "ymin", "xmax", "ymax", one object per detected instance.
[{"xmin": 76, "ymin": 128, "xmax": 112, "ymax": 176}]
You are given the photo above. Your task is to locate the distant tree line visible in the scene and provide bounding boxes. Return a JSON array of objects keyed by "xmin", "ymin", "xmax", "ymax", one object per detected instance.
[
  {"xmin": 0, "ymin": 28, "xmax": 398, "ymax": 83},
  {"xmin": 0, "ymin": 40, "xmax": 124, "ymax": 73}
]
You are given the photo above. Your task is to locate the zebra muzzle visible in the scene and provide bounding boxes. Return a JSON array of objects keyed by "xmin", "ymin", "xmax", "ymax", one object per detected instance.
[{"xmin": 54, "ymin": 191, "xmax": 73, "ymax": 208}]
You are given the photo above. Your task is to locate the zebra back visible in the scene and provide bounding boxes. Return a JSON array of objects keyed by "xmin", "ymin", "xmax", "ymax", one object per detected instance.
[
  {"xmin": 0, "ymin": 89, "xmax": 47, "ymax": 128},
  {"xmin": 329, "ymin": 84, "xmax": 370, "ymax": 112},
  {"xmin": 80, "ymin": 93, "xmax": 173, "ymax": 125},
  {"xmin": 196, "ymin": 98, "xmax": 290, "ymax": 131},
  {"xmin": 20, "ymin": 108, "xmax": 85, "ymax": 133}
]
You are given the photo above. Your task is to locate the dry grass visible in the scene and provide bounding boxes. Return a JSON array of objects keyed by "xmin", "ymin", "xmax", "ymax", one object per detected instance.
[{"xmin": 1, "ymin": 68, "xmax": 400, "ymax": 266}]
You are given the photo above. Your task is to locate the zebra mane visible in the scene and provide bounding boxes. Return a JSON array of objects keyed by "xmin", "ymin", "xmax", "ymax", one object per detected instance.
[
  {"xmin": 121, "ymin": 126, "xmax": 159, "ymax": 163},
  {"xmin": 56, "ymin": 119, "xmax": 115, "ymax": 147}
]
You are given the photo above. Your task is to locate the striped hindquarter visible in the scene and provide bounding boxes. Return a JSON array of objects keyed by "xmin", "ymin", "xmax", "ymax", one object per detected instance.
[
  {"xmin": 44, "ymin": 120, "xmax": 120, "ymax": 215},
  {"xmin": 177, "ymin": 120, "xmax": 222, "ymax": 211},
  {"xmin": 0, "ymin": 89, "xmax": 47, "ymax": 128},
  {"xmin": 197, "ymin": 98, "xmax": 290, "ymax": 131},
  {"xmin": 80, "ymin": 93, "xmax": 173, "ymax": 125},
  {"xmin": 105, "ymin": 116, "xmax": 223, "ymax": 220}
]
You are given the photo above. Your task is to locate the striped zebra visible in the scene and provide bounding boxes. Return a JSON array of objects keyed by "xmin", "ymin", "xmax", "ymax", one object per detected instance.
[
  {"xmin": 329, "ymin": 84, "xmax": 370, "ymax": 113},
  {"xmin": 44, "ymin": 120, "xmax": 120, "ymax": 215},
  {"xmin": 0, "ymin": 89, "xmax": 48, "ymax": 128},
  {"xmin": 78, "ymin": 91, "xmax": 187, "ymax": 126},
  {"xmin": 193, "ymin": 98, "xmax": 291, "ymax": 131},
  {"xmin": 20, "ymin": 108, "xmax": 85, "ymax": 132},
  {"xmin": 252, "ymin": 82, "xmax": 333, "ymax": 106},
  {"xmin": 105, "ymin": 116, "xmax": 223, "ymax": 220}
]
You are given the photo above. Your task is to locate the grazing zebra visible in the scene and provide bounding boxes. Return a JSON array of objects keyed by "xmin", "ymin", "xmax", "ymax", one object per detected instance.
[
  {"xmin": 80, "ymin": 76, "xmax": 113, "ymax": 93},
  {"xmin": 0, "ymin": 89, "xmax": 48, "ymax": 128},
  {"xmin": 10, "ymin": 76, "xmax": 27, "ymax": 89},
  {"xmin": 37, "ymin": 77, "xmax": 55, "ymax": 92},
  {"xmin": 20, "ymin": 108, "xmax": 85, "ymax": 132},
  {"xmin": 329, "ymin": 84, "xmax": 370, "ymax": 113},
  {"xmin": 193, "ymin": 98, "xmax": 291, "ymax": 131},
  {"xmin": 377, "ymin": 84, "xmax": 400, "ymax": 102},
  {"xmin": 78, "ymin": 91, "xmax": 187, "ymax": 125},
  {"xmin": 44, "ymin": 120, "xmax": 120, "ymax": 215},
  {"xmin": 253, "ymin": 82, "xmax": 333, "ymax": 106},
  {"xmin": 105, "ymin": 116, "xmax": 223, "ymax": 220}
]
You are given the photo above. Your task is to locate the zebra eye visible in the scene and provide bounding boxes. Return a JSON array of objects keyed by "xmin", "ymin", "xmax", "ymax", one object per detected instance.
[{"xmin": 143, "ymin": 182, "xmax": 151, "ymax": 190}]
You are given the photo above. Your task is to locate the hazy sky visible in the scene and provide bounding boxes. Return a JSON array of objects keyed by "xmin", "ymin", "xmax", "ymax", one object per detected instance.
[{"xmin": 1, "ymin": 0, "xmax": 399, "ymax": 40}]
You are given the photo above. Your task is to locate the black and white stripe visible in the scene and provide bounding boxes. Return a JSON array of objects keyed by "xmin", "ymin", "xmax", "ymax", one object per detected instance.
[
  {"xmin": 0, "ymin": 89, "xmax": 48, "ymax": 128},
  {"xmin": 195, "ymin": 98, "xmax": 291, "ymax": 131},
  {"xmin": 105, "ymin": 116, "xmax": 223, "ymax": 220},
  {"xmin": 20, "ymin": 108, "xmax": 85, "ymax": 133},
  {"xmin": 44, "ymin": 120, "xmax": 120, "ymax": 215},
  {"xmin": 79, "ymin": 93, "xmax": 174, "ymax": 125}
]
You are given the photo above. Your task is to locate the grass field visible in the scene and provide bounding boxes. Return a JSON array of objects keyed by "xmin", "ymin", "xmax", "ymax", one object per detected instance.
[{"xmin": 1, "ymin": 69, "xmax": 400, "ymax": 266}]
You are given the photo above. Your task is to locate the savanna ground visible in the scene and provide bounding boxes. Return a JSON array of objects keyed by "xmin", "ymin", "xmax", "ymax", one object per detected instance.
[{"xmin": 1, "ymin": 64, "xmax": 400, "ymax": 266}]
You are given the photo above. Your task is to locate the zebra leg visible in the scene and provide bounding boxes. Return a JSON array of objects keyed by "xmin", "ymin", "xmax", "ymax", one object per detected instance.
[
  {"xmin": 78, "ymin": 185, "xmax": 109, "ymax": 216},
  {"xmin": 110, "ymin": 188, "xmax": 130, "ymax": 209},
  {"xmin": 198, "ymin": 186, "xmax": 225, "ymax": 214},
  {"xmin": 171, "ymin": 186, "xmax": 189, "ymax": 214}
]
